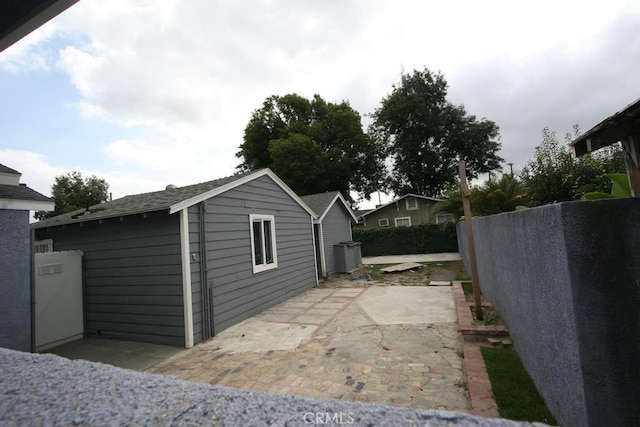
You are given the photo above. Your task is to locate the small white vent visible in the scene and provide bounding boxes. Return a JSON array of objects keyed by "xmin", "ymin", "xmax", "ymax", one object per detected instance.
[{"xmin": 39, "ymin": 264, "xmax": 63, "ymax": 275}]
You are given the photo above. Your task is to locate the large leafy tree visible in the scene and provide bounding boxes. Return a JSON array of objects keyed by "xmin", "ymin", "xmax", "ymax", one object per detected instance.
[
  {"xmin": 236, "ymin": 93, "xmax": 385, "ymax": 202},
  {"xmin": 370, "ymin": 68, "xmax": 503, "ymax": 197},
  {"xmin": 34, "ymin": 171, "xmax": 109, "ymax": 220},
  {"xmin": 520, "ymin": 126, "xmax": 625, "ymax": 205}
]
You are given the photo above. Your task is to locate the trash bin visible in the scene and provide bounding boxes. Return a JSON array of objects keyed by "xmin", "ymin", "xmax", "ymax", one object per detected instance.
[{"xmin": 334, "ymin": 241, "xmax": 363, "ymax": 273}]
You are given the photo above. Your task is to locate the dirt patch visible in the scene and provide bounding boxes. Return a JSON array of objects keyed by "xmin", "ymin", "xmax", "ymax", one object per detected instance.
[
  {"xmin": 470, "ymin": 306, "xmax": 505, "ymax": 327},
  {"xmin": 318, "ymin": 260, "xmax": 469, "ymax": 289}
]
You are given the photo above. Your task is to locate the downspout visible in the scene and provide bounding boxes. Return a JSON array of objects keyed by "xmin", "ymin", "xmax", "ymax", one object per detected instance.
[
  {"xmin": 198, "ymin": 202, "xmax": 211, "ymax": 338},
  {"xmin": 179, "ymin": 209, "xmax": 194, "ymax": 348}
]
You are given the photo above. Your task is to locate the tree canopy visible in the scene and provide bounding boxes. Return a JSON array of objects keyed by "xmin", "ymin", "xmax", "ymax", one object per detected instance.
[
  {"xmin": 435, "ymin": 174, "xmax": 528, "ymax": 219},
  {"xmin": 34, "ymin": 171, "xmax": 109, "ymax": 220},
  {"xmin": 370, "ymin": 68, "xmax": 503, "ymax": 197},
  {"xmin": 520, "ymin": 126, "xmax": 625, "ymax": 205},
  {"xmin": 236, "ymin": 93, "xmax": 385, "ymax": 202}
]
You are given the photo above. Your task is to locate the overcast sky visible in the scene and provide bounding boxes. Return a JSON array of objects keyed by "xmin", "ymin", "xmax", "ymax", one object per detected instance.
[{"xmin": 1, "ymin": 0, "xmax": 639, "ymax": 209}]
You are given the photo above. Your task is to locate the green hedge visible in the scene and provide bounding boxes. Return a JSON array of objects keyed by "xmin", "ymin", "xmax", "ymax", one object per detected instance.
[{"xmin": 353, "ymin": 223, "xmax": 458, "ymax": 256}]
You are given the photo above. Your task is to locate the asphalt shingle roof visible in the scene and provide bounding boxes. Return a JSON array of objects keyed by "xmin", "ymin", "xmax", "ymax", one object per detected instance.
[
  {"xmin": 0, "ymin": 184, "xmax": 52, "ymax": 202},
  {"xmin": 32, "ymin": 171, "xmax": 254, "ymax": 229},
  {"xmin": 299, "ymin": 191, "xmax": 341, "ymax": 217},
  {"xmin": 0, "ymin": 164, "xmax": 20, "ymax": 175}
]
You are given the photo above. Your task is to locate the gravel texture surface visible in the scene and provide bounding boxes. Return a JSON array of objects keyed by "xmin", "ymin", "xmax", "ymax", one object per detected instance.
[{"xmin": 0, "ymin": 348, "xmax": 544, "ymax": 426}]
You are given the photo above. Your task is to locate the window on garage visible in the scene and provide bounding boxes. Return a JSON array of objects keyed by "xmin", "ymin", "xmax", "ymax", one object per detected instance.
[{"xmin": 249, "ymin": 214, "xmax": 278, "ymax": 273}]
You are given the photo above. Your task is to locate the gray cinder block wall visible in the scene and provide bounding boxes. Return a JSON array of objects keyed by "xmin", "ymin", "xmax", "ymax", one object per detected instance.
[
  {"xmin": 456, "ymin": 198, "xmax": 640, "ymax": 427},
  {"xmin": 0, "ymin": 210, "xmax": 32, "ymax": 352}
]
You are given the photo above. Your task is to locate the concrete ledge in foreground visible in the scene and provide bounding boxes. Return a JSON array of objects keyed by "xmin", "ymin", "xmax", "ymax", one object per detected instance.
[{"xmin": 0, "ymin": 348, "xmax": 544, "ymax": 426}]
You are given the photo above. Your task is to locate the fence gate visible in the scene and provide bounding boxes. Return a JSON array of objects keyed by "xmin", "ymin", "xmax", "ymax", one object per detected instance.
[{"xmin": 34, "ymin": 251, "xmax": 84, "ymax": 351}]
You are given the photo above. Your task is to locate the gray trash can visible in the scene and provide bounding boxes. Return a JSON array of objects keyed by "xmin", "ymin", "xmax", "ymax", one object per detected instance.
[{"xmin": 334, "ymin": 241, "xmax": 363, "ymax": 273}]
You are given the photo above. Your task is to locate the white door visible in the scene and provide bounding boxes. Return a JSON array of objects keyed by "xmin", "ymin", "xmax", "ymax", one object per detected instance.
[{"xmin": 34, "ymin": 251, "xmax": 84, "ymax": 351}]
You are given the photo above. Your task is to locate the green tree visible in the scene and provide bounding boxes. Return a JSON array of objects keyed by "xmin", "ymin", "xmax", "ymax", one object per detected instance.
[
  {"xmin": 434, "ymin": 174, "xmax": 529, "ymax": 219},
  {"xmin": 369, "ymin": 67, "xmax": 503, "ymax": 197},
  {"xmin": 236, "ymin": 93, "xmax": 385, "ymax": 202},
  {"xmin": 520, "ymin": 126, "xmax": 625, "ymax": 205},
  {"xmin": 34, "ymin": 171, "xmax": 109, "ymax": 220}
]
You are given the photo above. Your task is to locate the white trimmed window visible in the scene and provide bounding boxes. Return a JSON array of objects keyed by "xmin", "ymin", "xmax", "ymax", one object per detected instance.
[
  {"xmin": 436, "ymin": 214, "xmax": 454, "ymax": 224},
  {"xmin": 34, "ymin": 239, "xmax": 53, "ymax": 253},
  {"xmin": 406, "ymin": 197, "xmax": 418, "ymax": 210},
  {"xmin": 394, "ymin": 217, "xmax": 411, "ymax": 227},
  {"xmin": 378, "ymin": 218, "xmax": 389, "ymax": 227},
  {"xmin": 249, "ymin": 214, "xmax": 278, "ymax": 273}
]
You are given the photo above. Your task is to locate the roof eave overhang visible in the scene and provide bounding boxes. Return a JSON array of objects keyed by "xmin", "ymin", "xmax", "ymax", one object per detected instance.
[
  {"xmin": 0, "ymin": 199, "xmax": 54, "ymax": 211},
  {"xmin": 0, "ymin": 0, "xmax": 80, "ymax": 52},
  {"xmin": 571, "ymin": 98, "xmax": 640, "ymax": 157}
]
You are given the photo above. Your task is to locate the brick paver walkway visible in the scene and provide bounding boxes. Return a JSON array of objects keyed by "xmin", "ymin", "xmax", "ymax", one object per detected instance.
[{"xmin": 148, "ymin": 287, "xmax": 470, "ymax": 412}]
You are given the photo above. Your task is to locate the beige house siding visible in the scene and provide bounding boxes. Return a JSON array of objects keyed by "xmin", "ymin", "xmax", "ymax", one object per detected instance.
[{"xmin": 360, "ymin": 196, "xmax": 439, "ymax": 229}]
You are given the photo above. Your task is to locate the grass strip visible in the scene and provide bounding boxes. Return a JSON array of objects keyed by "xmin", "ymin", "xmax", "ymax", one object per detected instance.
[{"xmin": 481, "ymin": 346, "xmax": 557, "ymax": 425}]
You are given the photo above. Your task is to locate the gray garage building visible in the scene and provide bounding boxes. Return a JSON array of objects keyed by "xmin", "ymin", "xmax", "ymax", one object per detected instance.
[
  {"xmin": 32, "ymin": 169, "xmax": 318, "ymax": 348},
  {"xmin": 300, "ymin": 191, "xmax": 360, "ymax": 278}
]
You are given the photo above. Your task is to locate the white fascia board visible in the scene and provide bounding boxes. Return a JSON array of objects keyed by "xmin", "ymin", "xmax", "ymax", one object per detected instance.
[
  {"xmin": 0, "ymin": 172, "xmax": 20, "ymax": 185},
  {"xmin": 169, "ymin": 168, "xmax": 318, "ymax": 219},
  {"xmin": 0, "ymin": 198, "xmax": 54, "ymax": 211},
  {"xmin": 262, "ymin": 169, "xmax": 318, "ymax": 218},
  {"xmin": 318, "ymin": 193, "xmax": 357, "ymax": 223}
]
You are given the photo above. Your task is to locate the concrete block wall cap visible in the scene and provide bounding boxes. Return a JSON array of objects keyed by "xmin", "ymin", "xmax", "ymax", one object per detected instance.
[{"xmin": 0, "ymin": 348, "xmax": 541, "ymax": 426}]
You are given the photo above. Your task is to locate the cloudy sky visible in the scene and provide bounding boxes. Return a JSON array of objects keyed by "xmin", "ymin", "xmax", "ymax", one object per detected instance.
[{"xmin": 1, "ymin": 0, "xmax": 639, "ymax": 209}]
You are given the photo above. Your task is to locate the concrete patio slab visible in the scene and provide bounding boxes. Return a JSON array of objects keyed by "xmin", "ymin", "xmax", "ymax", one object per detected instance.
[
  {"xmin": 202, "ymin": 319, "xmax": 314, "ymax": 353},
  {"xmin": 357, "ymin": 287, "xmax": 456, "ymax": 325},
  {"xmin": 44, "ymin": 337, "xmax": 183, "ymax": 371}
]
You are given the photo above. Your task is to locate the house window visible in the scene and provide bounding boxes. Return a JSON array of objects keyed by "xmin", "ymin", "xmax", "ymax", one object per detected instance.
[
  {"xmin": 34, "ymin": 239, "xmax": 53, "ymax": 253},
  {"xmin": 406, "ymin": 197, "xmax": 418, "ymax": 210},
  {"xmin": 436, "ymin": 214, "xmax": 454, "ymax": 224},
  {"xmin": 394, "ymin": 217, "xmax": 411, "ymax": 227},
  {"xmin": 249, "ymin": 214, "xmax": 278, "ymax": 273},
  {"xmin": 378, "ymin": 218, "xmax": 389, "ymax": 227}
]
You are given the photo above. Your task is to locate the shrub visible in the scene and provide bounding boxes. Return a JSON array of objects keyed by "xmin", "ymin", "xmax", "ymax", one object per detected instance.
[{"xmin": 353, "ymin": 223, "xmax": 458, "ymax": 256}]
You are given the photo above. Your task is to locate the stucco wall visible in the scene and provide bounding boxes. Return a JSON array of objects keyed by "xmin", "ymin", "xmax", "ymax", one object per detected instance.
[
  {"xmin": 457, "ymin": 198, "xmax": 640, "ymax": 426},
  {"xmin": 0, "ymin": 209, "xmax": 31, "ymax": 352}
]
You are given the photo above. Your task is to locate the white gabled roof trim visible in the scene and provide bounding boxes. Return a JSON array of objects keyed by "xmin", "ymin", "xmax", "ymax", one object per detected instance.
[
  {"xmin": 317, "ymin": 193, "xmax": 358, "ymax": 223},
  {"xmin": 169, "ymin": 169, "xmax": 317, "ymax": 218}
]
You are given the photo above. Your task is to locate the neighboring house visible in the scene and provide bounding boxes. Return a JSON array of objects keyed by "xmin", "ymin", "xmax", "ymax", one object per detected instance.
[
  {"xmin": 32, "ymin": 169, "xmax": 318, "ymax": 348},
  {"xmin": 0, "ymin": 164, "xmax": 54, "ymax": 352},
  {"xmin": 300, "ymin": 191, "xmax": 361, "ymax": 278},
  {"xmin": 357, "ymin": 194, "xmax": 442, "ymax": 229}
]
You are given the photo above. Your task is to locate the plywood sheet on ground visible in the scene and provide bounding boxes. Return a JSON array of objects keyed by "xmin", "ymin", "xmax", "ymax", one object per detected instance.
[{"xmin": 380, "ymin": 262, "xmax": 422, "ymax": 273}]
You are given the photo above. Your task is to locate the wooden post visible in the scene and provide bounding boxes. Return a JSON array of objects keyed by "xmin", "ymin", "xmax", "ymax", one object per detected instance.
[{"xmin": 459, "ymin": 160, "xmax": 483, "ymax": 320}]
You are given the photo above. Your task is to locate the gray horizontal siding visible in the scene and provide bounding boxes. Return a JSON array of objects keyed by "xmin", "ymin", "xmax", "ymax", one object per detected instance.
[
  {"xmin": 322, "ymin": 202, "xmax": 353, "ymax": 276},
  {"xmin": 34, "ymin": 212, "xmax": 185, "ymax": 347},
  {"xmin": 203, "ymin": 175, "xmax": 316, "ymax": 334}
]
